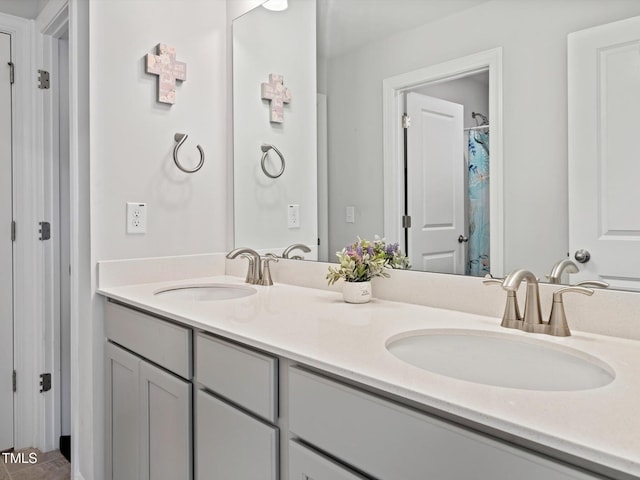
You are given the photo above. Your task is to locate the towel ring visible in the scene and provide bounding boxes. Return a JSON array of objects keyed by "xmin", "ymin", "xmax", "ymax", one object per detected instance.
[
  {"xmin": 261, "ymin": 144, "xmax": 285, "ymax": 178},
  {"xmin": 173, "ymin": 133, "xmax": 205, "ymax": 173}
]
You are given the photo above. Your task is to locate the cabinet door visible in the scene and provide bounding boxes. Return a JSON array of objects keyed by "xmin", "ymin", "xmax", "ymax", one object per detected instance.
[
  {"xmin": 105, "ymin": 343, "xmax": 141, "ymax": 480},
  {"xmin": 196, "ymin": 390, "xmax": 278, "ymax": 480},
  {"xmin": 289, "ymin": 441, "xmax": 369, "ymax": 480},
  {"xmin": 290, "ymin": 367, "xmax": 603, "ymax": 480},
  {"xmin": 140, "ymin": 361, "xmax": 192, "ymax": 480}
]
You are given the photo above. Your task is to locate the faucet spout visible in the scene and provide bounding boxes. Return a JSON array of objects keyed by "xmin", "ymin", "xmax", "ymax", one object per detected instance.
[
  {"xmin": 548, "ymin": 259, "xmax": 579, "ymax": 284},
  {"xmin": 226, "ymin": 248, "xmax": 262, "ymax": 284},
  {"xmin": 282, "ymin": 243, "xmax": 311, "ymax": 259},
  {"xmin": 502, "ymin": 269, "xmax": 543, "ymax": 331}
]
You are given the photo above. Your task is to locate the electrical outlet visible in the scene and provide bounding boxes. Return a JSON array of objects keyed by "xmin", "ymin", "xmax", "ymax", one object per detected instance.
[
  {"xmin": 345, "ymin": 206, "xmax": 355, "ymax": 223},
  {"xmin": 126, "ymin": 202, "xmax": 147, "ymax": 234},
  {"xmin": 288, "ymin": 204, "xmax": 300, "ymax": 229}
]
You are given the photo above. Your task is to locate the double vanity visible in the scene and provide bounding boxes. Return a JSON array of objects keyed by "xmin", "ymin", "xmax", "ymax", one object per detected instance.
[{"xmin": 98, "ymin": 254, "xmax": 640, "ymax": 480}]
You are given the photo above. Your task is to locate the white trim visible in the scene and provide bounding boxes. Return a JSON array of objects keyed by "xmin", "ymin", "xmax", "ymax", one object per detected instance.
[
  {"xmin": 37, "ymin": 0, "xmax": 70, "ymax": 454},
  {"xmin": 68, "ymin": 0, "xmax": 91, "ymax": 478},
  {"xmin": 0, "ymin": 12, "xmax": 40, "ymax": 451},
  {"xmin": 382, "ymin": 47, "xmax": 504, "ymax": 277}
]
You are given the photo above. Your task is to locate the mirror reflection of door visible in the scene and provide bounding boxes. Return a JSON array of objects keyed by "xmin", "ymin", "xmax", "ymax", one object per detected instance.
[
  {"xmin": 0, "ymin": 31, "xmax": 14, "ymax": 452},
  {"xmin": 568, "ymin": 15, "xmax": 640, "ymax": 289},
  {"xmin": 405, "ymin": 93, "xmax": 465, "ymax": 274},
  {"xmin": 403, "ymin": 71, "xmax": 489, "ymax": 275}
]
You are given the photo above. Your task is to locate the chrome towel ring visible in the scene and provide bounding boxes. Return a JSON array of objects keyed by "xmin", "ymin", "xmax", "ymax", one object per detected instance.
[
  {"xmin": 261, "ymin": 144, "xmax": 285, "ymax": 178},
  {"xmin": 173, "ymin": 133, "xmax": 205, "ymax": 173}
]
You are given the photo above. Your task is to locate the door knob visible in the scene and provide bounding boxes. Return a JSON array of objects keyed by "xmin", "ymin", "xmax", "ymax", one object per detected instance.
[
  {"xmin": 574, "ymin": 249, "xmax": 591, "ymax": 263},
  {"xmin": 458, "ymin": 235, "xmax": 469, "ymax": 243}
]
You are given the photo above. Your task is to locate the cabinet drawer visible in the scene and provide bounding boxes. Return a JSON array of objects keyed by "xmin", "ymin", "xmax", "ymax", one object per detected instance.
[
  {"xmin": 196, "ymin": 333, "xmax": 277, "ymax": 422},
  {"xmin": 196, "ymin": 390, "xmax": 278, "ymax": 480},
  {"xmin": 289, "ymin": 367, "xmax": 602, "ymax": 480},
  {"xmin": 105, "ymin": 301, "xmax": 191, "ymax": 379},
  {"xmin": 289, "ymin": 440, "xmax": 370, "ymax": 480}
]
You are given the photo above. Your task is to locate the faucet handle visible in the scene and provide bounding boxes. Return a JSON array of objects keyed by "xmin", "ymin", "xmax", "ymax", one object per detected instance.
[
  {"xmin": 547, "ymin": 286, "xmax": 594, "ymax": 337},
  {"xmin": 483, "ymin": 278, "xmax": 522, "ymax": 328},
  {"xmin": 259, "ymin": 254, "xmax": 279, "ymax": 286}
]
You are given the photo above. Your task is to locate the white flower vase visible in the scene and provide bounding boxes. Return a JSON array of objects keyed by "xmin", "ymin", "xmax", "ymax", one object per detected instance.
[{"xmin": 342, "ymin": 281, "xmax": 372, "ymax": 304}]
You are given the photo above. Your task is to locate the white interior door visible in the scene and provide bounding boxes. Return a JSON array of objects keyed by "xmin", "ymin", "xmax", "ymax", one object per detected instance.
[
  {"xmin": 0, "ymin": 32, "xmax": 14, "ymax": 452},
  {"xmin": 406, "ymin": 92, "xmax": 465, "ymax": 273},
  {"xmin": 568, "ymin": 16, "xmax": 640, "ymax": 289}
]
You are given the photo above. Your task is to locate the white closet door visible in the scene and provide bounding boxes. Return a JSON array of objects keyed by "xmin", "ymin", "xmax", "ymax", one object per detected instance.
[
  {"xmin": 0, "ymin": 32, "xmax": 14, "ymax": 453},
  {"xmin": 568, "ymin": 15, "xmax": 640, "ymax": 288}
]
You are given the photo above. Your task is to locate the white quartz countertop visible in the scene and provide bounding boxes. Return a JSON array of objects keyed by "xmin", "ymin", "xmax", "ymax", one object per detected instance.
[{"xmin": 98, "ymin": 275, "xmax": 640, "ymax": 478}]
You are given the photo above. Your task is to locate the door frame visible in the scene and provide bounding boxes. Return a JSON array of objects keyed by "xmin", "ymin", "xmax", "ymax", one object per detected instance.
[
  {"xmin": 37, "ymin": 0, "xmax": 70, "ymax": 453},
  {"xmin": 382, "ymin": 47, "xmax": 504, "ymax": 277}
]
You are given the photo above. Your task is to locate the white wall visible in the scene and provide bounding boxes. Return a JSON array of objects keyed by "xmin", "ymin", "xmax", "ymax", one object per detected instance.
[
  {"xmin": 414, "ymin": 73, "xmax": 489, "ymax": 129},
  {"xmin": 326, "ymin": 0, "xmax": 640, "ymax": 278},
  {"xmin": 233, "ymin": 0, "xmax": 317, "ymax": 253},
  {"xmin": 85, "ymin": 1, "xmax": 228, "ymax": 478},
  {"xmin": 91, "ymin": 1, "xmax": 228, "ymax": 262}
]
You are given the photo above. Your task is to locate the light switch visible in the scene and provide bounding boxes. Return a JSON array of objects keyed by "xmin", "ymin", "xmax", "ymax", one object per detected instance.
[{"xmin": 345, "ymin": 206, "xmax": 355, "ymax": 223}]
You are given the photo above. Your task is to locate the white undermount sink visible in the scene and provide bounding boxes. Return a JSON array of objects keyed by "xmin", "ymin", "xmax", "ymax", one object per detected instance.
[
  {"xmin": 154, "ymin": 284, "xmax": 257, "ymax": 301},
  {"xmin": 386, "ymin": 330, "xmax": 615, "ymax": 391}
]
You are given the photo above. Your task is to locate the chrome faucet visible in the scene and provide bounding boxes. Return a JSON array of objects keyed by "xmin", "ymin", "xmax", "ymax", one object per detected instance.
[
  {"xmin": 282, "ymin": 243, "xmax": 311, "ymax": 259},
  {"xmin": 501, "ymin": 269, "xmax": 543, "ymax": 333},
  {"xmin": 547, "ymin": 259, "xmax": 579, "ymax": 284},
  {"xmin": 226, "ymin": 248, "xmax": 262, "ymax": 284},
  {"xmin": 486, "ymin": 269, "xmax": 594, "ymax": 337}
]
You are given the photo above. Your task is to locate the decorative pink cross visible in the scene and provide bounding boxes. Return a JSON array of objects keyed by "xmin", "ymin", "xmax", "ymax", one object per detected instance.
[
  {"xmin": 146, "ymin": 44, "xmax": 187, "ymax": 105},
  {"xmin": 261, "ymin": 74, "xmax": 292, "ymax": 123}
]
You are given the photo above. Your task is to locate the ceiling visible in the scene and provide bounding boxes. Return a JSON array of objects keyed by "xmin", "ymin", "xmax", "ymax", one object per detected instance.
[
  {"xmin": 0, "ymin": 0, "xmax": 47, "ymax": 19},
  {"xmin": 317, "ymin": 0, "xmax": 490, "ymax": 58}
]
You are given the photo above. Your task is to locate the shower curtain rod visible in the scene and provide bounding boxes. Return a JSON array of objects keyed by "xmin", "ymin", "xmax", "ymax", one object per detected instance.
[{"xmin": 464, "ymin": 125, "xmax": 490, "ymax": 132}]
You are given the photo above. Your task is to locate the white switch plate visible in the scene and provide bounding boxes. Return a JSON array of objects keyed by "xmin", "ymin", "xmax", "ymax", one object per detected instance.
[
  {"xmin": 288, "ymin": 204, "xmax": 300, "ymax": 228},
  {"xmin": 126, "ymin": 202, "xmax": 147, "ymax": 234},
  {"xmin": 346, "ymin": 206, "xmax": 355, "ymax": 223}
]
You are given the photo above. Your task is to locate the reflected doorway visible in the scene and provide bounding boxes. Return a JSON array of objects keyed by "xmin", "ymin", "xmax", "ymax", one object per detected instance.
[
  {"xmin": 382, "ymin": 47, "xmax": 504, "ymax": 277},
  {"xmin": 402, "ymin": 71, "xmax": 490, "ymax": 275}
]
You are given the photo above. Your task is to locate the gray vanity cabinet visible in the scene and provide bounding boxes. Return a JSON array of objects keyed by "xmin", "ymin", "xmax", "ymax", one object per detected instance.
[
  {"xmin": 105, "ymin": 302, "xmax": 192, "ymax": 480},
  {"xmin": 196, "ymin": 390, "xmax": 278, "ymax": 479},
  {"xmin": 289, "ymin": 367, "xmax": 603, "ymax": 480},
  {"xmin": 289, "ymin": 440, "xmax": 370, "ymax": 480},
  {"xmin": 103, "ymin": 299, "xmax": 612, "ymax": 480},
  {"xmin": 195, "ymin": 332, "xmax": 279, "ymax": 480}
]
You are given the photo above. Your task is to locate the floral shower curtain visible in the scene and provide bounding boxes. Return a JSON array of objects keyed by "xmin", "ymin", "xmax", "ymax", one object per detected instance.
[{"xmin": 466, "ymin": 131, "xmax": 490, "ymax": 276}]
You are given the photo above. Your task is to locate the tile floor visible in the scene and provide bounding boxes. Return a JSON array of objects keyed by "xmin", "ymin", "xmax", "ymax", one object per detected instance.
[{"xmin": 0, "ymin": 449, "xmax": 70, "ymax": 480}]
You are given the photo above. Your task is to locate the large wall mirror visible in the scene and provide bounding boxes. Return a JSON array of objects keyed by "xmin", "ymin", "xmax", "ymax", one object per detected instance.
[{"xmin": 232, "ymin": 0, "xmax": 640, "ymax": 291}]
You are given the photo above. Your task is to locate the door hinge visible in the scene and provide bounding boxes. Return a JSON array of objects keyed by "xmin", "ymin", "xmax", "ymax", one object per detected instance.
[
  {"xmin": 11, "ymin": 220, "xmax": 15, "ymax": 242},
  {"xmin": 39, "ymin": 221, "xmax": 51, "ymax": 240},
  {"xmin": 12, "ymin": 371, "xmax": 16, "ymax": 393},
  {"xmin": 7, "ymin": 62, "xmax": 14, "ymax": 84},
  {"xmin": 402, "ymin": 114, "xmax": 411, "ymax": 129},
  {"xmin": 37, "ymin": 69, "xmax": 50, "ymax": 89},
  {"xmin": 40, "ymin": 373, "xmax": 51, "ymax": 393},
  {"xmin": 402, "ymin": 215, "xmax": 412, "ymax": 229}
]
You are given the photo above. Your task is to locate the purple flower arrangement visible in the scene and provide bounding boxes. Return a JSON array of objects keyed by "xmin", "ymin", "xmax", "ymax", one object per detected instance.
[{"xmin": 326, "ymin": 237, "xmax": 410, "ymax": 285}]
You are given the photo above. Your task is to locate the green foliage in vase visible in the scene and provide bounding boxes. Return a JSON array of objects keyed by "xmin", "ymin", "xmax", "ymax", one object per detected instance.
[{"xmin": 326, "ymin": 237, "xmax": 410, "ymax": 285}]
